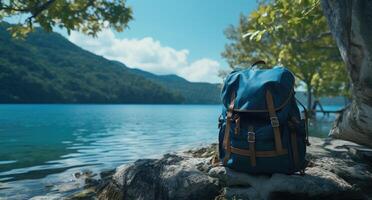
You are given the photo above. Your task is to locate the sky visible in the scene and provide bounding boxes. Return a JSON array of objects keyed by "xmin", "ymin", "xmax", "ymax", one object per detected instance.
[{"xmin": 65, "ymin": 0, "xmax": 258, "ymax": 83}]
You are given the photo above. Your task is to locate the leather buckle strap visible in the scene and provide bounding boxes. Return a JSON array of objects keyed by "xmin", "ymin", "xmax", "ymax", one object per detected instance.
[
  {"xmin": 247, "ymin": 130, "xmax": 256, "ymax": 166},
  {"xmin": 230, "ymin": 146, "xmax": 288, "ymax": 157},
  {"xmin": 234, "ymin": 114, "xmax": 240, "ymax": 135},
  {"xmin": 266, "ymin": 90, "xmax": 284, "ymax": 153},
  {"xmin": 247, "ymin": 131, "xmax": 255, "ymax": 143},
  {"xmin": 270, "ymin": 117, "xmax": 280, "ymax": 127}
]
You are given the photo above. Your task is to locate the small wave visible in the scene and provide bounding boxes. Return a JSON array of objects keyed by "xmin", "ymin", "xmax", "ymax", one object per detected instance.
[{"xmin": 0, "ymin": 160, "xmax": 17, "ymax": 165}]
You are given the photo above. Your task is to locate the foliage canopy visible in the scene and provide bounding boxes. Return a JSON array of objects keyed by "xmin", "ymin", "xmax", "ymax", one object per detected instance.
[
  {"xmin": 222, "ymin": 0, "xmax": 349, "ymax": 108},
  {"xmin": 0, "ymin": 0, "xmax": 132, "ymax": 38}
]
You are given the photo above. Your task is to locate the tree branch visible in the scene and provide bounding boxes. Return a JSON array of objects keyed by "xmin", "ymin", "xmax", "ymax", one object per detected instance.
[
  {"xmin": 24, "ymin": 0, "xmax": 57, "ymax": 29},
  {"xmin": 0, "ymin": 5, "xmax": 27, "ymax": 12},
  {"xmin": 293, "ymin": 31, "xmax": 332, "ymax": 43},
  {"xmin": 0, "ymin": 0, "xmax": 56, "ymax": 23},
  {"xmin": 28, "ymin": 0, "xmax": 57, "ymax": 20}
]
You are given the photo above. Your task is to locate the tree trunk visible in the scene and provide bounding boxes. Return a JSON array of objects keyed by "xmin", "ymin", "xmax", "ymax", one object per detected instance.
[
  {"xmin": 307, "ymin": 85, "xmax": 312, "ymax": 111},
  {"xmin": 306, "ymin": 84, "xmax": 315, "ymax": 119},
  {"xmin": 321, "ymin": 0, "xmax": 372, "ymax": 147}
]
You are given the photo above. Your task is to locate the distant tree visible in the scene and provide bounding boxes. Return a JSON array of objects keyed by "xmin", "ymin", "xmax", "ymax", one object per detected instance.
[
  {"xmin": 0, "ymin": 0, "xmax": 132, "ymax": 38},
  {"xmin": 222, "ymin": 0, "xmax": 348, "ymax": 111}
]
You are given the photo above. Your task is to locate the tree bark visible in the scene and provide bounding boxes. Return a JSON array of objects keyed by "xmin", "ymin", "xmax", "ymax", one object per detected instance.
[
  {"xmin": 306, "ymin": 84, "xmax": 315, "ymax": 118},
  {"xmin": 321, "ymin": 0, "xmax": 372, "ymax": 147},
  {"xmin": 307, "ymin": 85, "xmax": 312, "ymax": 111}
]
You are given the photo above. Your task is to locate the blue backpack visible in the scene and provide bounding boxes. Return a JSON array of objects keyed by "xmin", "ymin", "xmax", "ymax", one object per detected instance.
[{"xmin": 218, "ymin": 65, "xmax": 309, "ymax": 174}]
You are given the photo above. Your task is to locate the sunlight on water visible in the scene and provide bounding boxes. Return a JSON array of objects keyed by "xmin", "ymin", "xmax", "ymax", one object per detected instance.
[{"xmin": 0, "ymin": 104, "xmax": 339, "ymax": 199}]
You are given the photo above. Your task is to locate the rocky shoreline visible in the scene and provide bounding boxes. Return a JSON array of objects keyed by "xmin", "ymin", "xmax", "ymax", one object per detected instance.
[{"xmin": 70, "ymin": 137, "xmax": 372, "ymax": 200}]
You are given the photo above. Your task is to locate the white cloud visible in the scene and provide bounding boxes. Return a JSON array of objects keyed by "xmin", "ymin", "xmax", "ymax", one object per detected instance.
[{"xmin": 68, "ymin": 29, "xmax": 222, "ymax": 83}]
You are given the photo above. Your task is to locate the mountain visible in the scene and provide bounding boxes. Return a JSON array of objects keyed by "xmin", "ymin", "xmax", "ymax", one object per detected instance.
[
  {"xmin": 129, "ymin": 68, "xmax": 221, "ymax": 104},
  {"xmin": 0, "ymin": 23, "xmax": 221, "ymax": 104}
]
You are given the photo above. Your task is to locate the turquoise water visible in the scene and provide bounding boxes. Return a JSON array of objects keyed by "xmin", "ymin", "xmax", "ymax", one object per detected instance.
[{"xmin": 0, "ymin": 104, "xmax": 339, "ymax": 199}]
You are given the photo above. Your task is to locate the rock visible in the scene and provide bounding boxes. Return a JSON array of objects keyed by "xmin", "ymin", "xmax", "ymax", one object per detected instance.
[
  {"xmin": 186, "ymin": 144, "xmax": 218, "ymax": 159},
  {"xmin": 74, "ymin": 172, "xmax": 82, "ymax": 179},
  {"xmin": 210, "ymin": 166, "xmax": 355, "ymax": 199},
  {"xmin": 348, "ymin": 147, "xmax": 372, "ymax": 164},
  {"xmin": 218, "ymin": 187, "xmax": 259, "ymax": 200},
  {"xmin": 74, "ymin": 170, "xmax": 96, "ymax": 180},
  {"xmin": 55, "ymin": 182, "xmax": 81, "ymax": 193},
  {"xmin": 98, "ymin": 137, "xmax": 372, "ymax": 200},
  {"xmin": 68, "ymin": 187, "xmax": 96, "ymax": 200},
  {"xmin": 98, "ymin": 153, "xmax": 220, "ymax": 200},
  {"xmin": 30, "ymin": 194, "xmax": 63, "ymax": 200},
  {"xmin": 307, "ymin": 137, "xmax": 372, "ymax": 198},
  {"xmin": 209, "ymin": 166, "xmax": 252, "ymax": 187},
  {"xmin": 100, "ymin": 169, "xmax": 116, "ymax": 180}
]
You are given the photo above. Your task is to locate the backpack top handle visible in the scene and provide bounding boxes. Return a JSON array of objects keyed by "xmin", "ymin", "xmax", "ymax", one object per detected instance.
[{"xmin": 251, "ymin": 60, "xmax": 266, "ymax": 68}]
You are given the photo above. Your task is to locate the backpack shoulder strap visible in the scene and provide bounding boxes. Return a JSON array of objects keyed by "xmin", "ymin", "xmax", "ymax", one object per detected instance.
[{"xmin": 223, "ymin": 92, "xmax": 235, "ymax": 165}]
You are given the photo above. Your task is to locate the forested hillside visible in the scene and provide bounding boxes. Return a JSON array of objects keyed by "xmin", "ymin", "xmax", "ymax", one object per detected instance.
[
  {"xmin": 130, "ymin": 68, "xmax": 221, "ymax": 104},
  {"xmin": 0, "ymin": 23, "xmax": 220, "ymax": 104}
]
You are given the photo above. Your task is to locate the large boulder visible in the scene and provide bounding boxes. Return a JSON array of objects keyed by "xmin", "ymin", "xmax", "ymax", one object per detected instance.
[
  {"xmin": 210, "ymin": 166, "xmax": 356, "ymax": 199},
  {"xmin": 98, "ymin": 152, "xmax": 220, "ymax": 200},
  {"xmin": 98, "ymin": 138, "xmax": 372, "ymax": 200}
]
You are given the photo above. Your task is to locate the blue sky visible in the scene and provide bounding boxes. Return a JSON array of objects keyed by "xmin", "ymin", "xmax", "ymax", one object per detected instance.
[
  {"xmin": 122, "ymin": 0, "xmax": 257, "ymax": 63},
  {"xmin": 67, "ymin": 0, "xmax": 258, "ymax": 83}
]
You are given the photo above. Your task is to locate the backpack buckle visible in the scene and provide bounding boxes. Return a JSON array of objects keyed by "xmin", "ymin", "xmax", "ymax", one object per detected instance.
[
  {"xmin": 247, "ymin": 131, "xmax": 255, "ymax": 143},
  {"xmin": 270, "ymin": 117, "xmax": 280, "ymax": 127}
]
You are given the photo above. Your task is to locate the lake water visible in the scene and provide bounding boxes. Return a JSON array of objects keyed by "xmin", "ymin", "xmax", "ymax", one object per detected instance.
[{"xmin": 0, "ymin": 104, "xmax": 340, "ymax": 199}]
